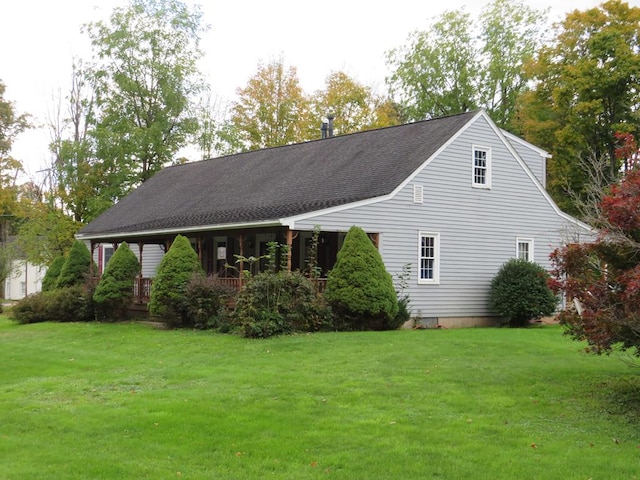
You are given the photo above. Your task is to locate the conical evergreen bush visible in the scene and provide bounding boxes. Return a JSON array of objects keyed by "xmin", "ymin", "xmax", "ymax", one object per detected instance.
[
  {"xmin": 325, "ymin": 226, "xmax": 398, "ymax": 330},
  {"xmin": 149, "ymin": 234, "xmax": 204, "ymax": 325},
  {"xmin": 93, "ymin": 242, "xmax": 141, "ymax": 320},
  {"xmin": 56, "ymin": 240, "xmax": 92, "ymax": 289}
]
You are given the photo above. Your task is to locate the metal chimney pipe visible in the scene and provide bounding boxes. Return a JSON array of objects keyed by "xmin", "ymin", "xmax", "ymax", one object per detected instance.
[
  {"xmin": 321, "ymin": 121, "xmax": 328, "ymax": 139},
  {"xmin": 327, "ymin": 114, "xmax": 335, "ymax": 137}
]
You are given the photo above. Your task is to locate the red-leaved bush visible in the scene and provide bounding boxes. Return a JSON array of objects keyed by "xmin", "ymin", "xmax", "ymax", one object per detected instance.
[{"xmin": 550, "ymin": 139, "xmax": 640, "ymax": 355}]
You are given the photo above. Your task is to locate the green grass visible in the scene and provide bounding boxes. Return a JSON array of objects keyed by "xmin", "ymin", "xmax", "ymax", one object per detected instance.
[{"xmin": 0, "ymin": 317, "xmax": 639, "ymax": 479}]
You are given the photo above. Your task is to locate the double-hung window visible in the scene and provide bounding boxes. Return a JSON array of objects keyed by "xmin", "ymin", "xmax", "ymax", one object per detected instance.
[
  {"xmin": 472, "ymin": 146, "xmax": 491, "ymax": 188},
  {"xmin": 418, "ymin": 232, "xmax": 440, "ymax": 284},
  {"xmin": 516, "ymin": 238, "xmax": 534, "ymax": 262}
]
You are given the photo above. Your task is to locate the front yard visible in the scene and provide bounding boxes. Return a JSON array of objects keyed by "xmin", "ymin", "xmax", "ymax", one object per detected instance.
[{"xmin": 0, "ymin": 317, "xmax": 638, "ymax": 479}]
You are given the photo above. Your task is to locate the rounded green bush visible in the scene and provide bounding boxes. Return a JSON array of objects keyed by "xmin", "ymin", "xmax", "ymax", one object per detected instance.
[
  {"xmin": 234, "ymin": 270, "xmax": 332, "ymax": 338},
  {"xmin": 489, "ymin": 258, "xmax": 558, "ymax": 327},
  {"xmin": 56, "ymin": 240, "xmax": 92, "ymax": 289},
  {"xmin": 324, "ymin": 226, "xmax": 398, "ymax": 330},
  {"xmin": 42, "ymin": 255, "xmax": 66, "ymax": 292},
  {"xmin": 93, "ymin": 242, "xmax": 141, "ymax": 320},
  {"xmin": 184, "ymin": 273, "xmax": 234, "ymax": 329},
  {"xmin": 148, "ymin": 235, "xmax": 204, "ymax": 326}
]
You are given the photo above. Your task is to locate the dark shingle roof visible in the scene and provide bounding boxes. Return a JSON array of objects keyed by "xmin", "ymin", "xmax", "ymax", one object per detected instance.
[{"xmin": 79, "ymin": 111, "xmax": 477, "ymax": 238}]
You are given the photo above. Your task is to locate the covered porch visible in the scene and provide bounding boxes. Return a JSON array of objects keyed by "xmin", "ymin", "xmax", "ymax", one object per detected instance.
[{"xmin": 89, "ymin": 226, "xmax": 379, "ymax": 305}]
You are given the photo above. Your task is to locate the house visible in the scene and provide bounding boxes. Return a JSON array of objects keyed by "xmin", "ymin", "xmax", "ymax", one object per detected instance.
[
  {"xmin": 77, "ymin": 110, "xmax": 592, "ymax": 327},
  {"xmin": 3, "ymin": 238, "xmax": 46, "ymax": 300}
]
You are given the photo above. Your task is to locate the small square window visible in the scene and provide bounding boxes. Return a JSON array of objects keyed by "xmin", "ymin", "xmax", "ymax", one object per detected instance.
[{"xmin": 516, "ymin": 238, "xmax": 534, "ymax": 262}]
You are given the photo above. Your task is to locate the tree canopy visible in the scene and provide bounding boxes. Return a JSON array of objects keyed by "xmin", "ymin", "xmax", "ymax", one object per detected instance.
[
  {"xmin": 229, "ymin": 58, "xmax": 312, "ymax": 151},
  {"xmin": 386, "ymin": 0, "xmax": 547, "ymax": 129},
  {"xmin": 518, "ymin": 0, "xmax": 640, "ymax": 215},
  {"xmin": 85, "ymin": 0, "xmax": 206, "ymax": 186}
]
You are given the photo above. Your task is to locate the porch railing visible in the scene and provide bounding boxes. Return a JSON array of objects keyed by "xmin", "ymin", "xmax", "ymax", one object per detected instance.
[{"xmin": 132, "ymin": 276, "xmax": 327, "ymax": 304}]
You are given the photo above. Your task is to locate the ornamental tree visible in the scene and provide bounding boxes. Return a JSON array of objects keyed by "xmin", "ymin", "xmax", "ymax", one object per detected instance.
[
  {"xmin": 550, "ymin": 144, "xmax": 640, "ymax": 355},
  {"xmin": 325, "ymin": 226, "xmax": 399, "ymax": 330}
]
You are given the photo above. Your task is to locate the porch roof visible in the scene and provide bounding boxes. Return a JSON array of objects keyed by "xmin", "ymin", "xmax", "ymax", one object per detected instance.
[{"xmin": 78, "ymin": 111, "xmax": 478, "ymax": 241}]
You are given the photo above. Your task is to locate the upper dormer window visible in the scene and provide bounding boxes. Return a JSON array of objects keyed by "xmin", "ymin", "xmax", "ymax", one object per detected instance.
[{"xmin": 472, "ymin": 146, "xmax": 491, "ymax": 189}]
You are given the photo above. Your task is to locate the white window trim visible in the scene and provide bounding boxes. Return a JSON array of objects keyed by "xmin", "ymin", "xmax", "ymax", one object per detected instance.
[
  {"xmin": 413, "ymin": 184, "xmax": 424, "ymax": 204},
  {"xmin": 516, "ymin": 237, "xmax": 534, "ymax": 262},
  {"xmin": 102, "ymin": 245, "xmax": 115, "ymax": 274},
  {"xmin": 418, "ymin": 231, "xmax": 440, "ymax": 285},
  {"xmin": 472, "ymin": 145, "xmax": 491, "ymax": 189}
]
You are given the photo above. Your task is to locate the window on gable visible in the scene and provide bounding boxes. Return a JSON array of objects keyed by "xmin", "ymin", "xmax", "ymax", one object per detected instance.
[
  {"xmin": 413, "ymin": 185, "xmax": 424, "ymax": 204},
  {"xmin": 472, "ymin": 146, "xmax": 491, "ymax": 188},
  {"xmin": 418, "ymin": 231, "xmax": 440, "ymax": 284},
  {"xmin": 516, "ymin": 238, "xmax": 534, "ymax": 262}
]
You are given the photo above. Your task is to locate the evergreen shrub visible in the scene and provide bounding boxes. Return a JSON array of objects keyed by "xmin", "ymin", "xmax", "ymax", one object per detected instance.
[
  {"xmin": 56, "ymin": 240, "xmax": 92, "ymax": 289},
  {"xmin": 489, "ymin": 258, "xmax": 558, "ymax": 327},
  {"xmin": 42, "ymin": 255, "xmax": 66, "ymax": 292},
  {"xmin": 324, "ymin": 226, "xmax": 398, "ymax": 330},
  {"xmin": 93, "ymin": 242, "xmax": 141, "ymax": 320},
  {"xmin": 148, "ymin": 235, "xmax": 204, "ymax": 326}
]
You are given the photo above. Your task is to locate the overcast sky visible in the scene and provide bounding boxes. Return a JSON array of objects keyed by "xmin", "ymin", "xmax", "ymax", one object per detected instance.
[{"xmin": 0, "ymin": 0, "xmax": 616, "ymax": 178}]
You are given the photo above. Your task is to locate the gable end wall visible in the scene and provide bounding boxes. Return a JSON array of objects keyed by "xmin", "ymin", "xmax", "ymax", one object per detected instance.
[{"xmin": 294, "ymin": 115, "xmax": 590, "ymax": 322}]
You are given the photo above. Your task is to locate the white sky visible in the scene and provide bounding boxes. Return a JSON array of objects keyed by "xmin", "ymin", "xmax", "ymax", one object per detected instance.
[{"xmin": 0, "ymin": 0, "xmax": 617, "ymax": 179}]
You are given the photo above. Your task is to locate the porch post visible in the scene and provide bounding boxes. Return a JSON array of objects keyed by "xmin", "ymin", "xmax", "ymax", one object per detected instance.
[
  {"xmin": 196, "ymin": 236, "xmax": 203, "ymax": 263},
  {"xmin": 137, "ymin": 242, "xmax": 144, "ymax": 277},
  {"xmin": 137, "ymin": 242, "xmax": 144, "ymax": 304},
  {"xmin": 238, "ymin": 233, "xmax": 245, "ymax": 284},
  {"xmin": 89, "ymin": 241, "xmax": 96, "ymax": 278},
  {"xmin": 286, "ymin": 229, "xmax": 293, "ymax": 271}
]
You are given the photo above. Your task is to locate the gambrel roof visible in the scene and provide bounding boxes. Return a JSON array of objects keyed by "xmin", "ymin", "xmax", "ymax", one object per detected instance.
[{"xmin": 78, "ymin": 111, "xmax": 480, "ymax": 240}]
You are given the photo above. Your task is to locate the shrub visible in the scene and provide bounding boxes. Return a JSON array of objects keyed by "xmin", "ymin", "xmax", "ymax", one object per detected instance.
[
  {"xmin": 42, "ymin": 256, "xmax": 66, "ymax": 292},
  {"xmin": 234, "ymin": 270, "xmax": 332, "ymax": 338},
  {"xmin": 11, "ymin": 285, "xmax": 94, "ymax": 324},
  {"xmin": 47, "ymin": 285, "xmax": 94, "ymax": 322},
  {"xmin": 324, "ymin": 226, "xmax": 399, "ymax": 330},
  {"xmin": 11, "ymin": 293, "xmax": 50, "ymax": 324},
  {"xmin": 56, "ymin": 241, "xmax": 92, "ymax": 289},
  {"xmin": 148, "ymin": 234, "xmax": 204, "ymax": 326},
  {"xmin": 184, "ymin": 273, "xmax": 235, "ymax": 329},
  {"xmin": 489, "ymin": 258, "xmax": 558, "ymax": 327},
  {"xmin": 93, "ymin": 242, "xmax": 140, "ymax": 321}
]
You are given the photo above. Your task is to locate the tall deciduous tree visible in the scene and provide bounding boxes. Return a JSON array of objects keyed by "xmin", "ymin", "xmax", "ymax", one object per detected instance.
[
  {"xmin": 311, "ymin": 71, "xmax": 400, "ymax": 136},
  {"xmin": 230, "ymin": 58, "xmax": 311, "ymax": 150},
  {"xmin": 386, "ymin": 0, "xmax": 546, "ymax": 129},
  {"xmin": 85, "ymin": 0, "xmax": 206, "ymax": 188},
  {"xmin": 0, "ymin": 80, "xmax": 29, "ymax": 298},
  {"xmin": 47, "ymin": 59, "xmax": 111, "ymax": 223},
  {"xmin": 518, "ymin": 0, "xmax": 640, "ymax": 216}
]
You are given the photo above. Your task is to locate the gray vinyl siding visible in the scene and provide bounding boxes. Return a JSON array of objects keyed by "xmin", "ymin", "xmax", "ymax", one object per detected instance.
[
  {"xmin": 503, "ymin": 133, "xmax": 547, "ymax": 187},
  {"xmin": 294, "ymin": 115, "xmax": 590, "ymax": 319},
  {"xmin": 91, "ymin": 243, "xmax": 164, "ymax": 277}
]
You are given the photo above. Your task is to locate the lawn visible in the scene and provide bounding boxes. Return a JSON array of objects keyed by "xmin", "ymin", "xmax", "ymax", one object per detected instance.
[{"xmin": 0, "ymin": 316, "xmax": 638, "ymax": 479}]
